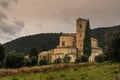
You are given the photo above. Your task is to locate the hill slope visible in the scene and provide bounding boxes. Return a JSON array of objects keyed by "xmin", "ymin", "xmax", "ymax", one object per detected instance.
[
  {"xmin": 91, "ymin": 25, "xmax": 120, "ymax": 49},
  {"xmin": 3, "ymin": 25, "xmax": 120, "ymax": 53},
  {"xmin": 3, "ymin": 33, "xmax": 61, "ymax": 53}
]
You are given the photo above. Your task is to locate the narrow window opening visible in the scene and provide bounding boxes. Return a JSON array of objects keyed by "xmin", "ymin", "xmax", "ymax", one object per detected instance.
[
  {"xmin": 62, "ymin": 41, "xmax": 65, "ymax": 46},
  {"xmin": 80, "ymin": 24, "xmax": 82, "ymax": 29}
]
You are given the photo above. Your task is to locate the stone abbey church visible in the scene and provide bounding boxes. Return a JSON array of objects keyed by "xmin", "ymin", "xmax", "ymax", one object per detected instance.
[{"xmin": 38, "ymin": 18, "xmax": 102, "ymax": 62}]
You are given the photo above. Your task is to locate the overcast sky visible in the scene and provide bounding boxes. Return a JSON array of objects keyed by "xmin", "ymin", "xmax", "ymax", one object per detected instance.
[{"xmin": 0, "ymin": 0, "xmax": 120, "ymax": 43}]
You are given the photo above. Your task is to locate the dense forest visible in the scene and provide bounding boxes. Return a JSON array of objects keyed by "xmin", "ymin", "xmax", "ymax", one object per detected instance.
[
  {"xmin": 3, "ymin": 25, "xmax": 120, "ymax": 54},
  {"xmin": 3, "ymin": 33, "xmax": 61, "ymax": 54}
]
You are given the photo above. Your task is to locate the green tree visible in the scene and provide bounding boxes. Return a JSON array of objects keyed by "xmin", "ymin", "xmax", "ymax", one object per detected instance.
[
  {"xmin": 75, "ymin": 57, "xmax": 82, "ymax": 63},
  {"xmin": 95, "ymin": 54, "xmax": 106, "ymax": 63},
  {"xmin": 39, "ymin": 56, "xmax": 48, "ymax": 65},
  {"xmin": 105, "ymin": 29, "xmax": 120, "ymax": 62},
  {"xmin": 83, "ymin": 20, "xmax": 91, "ymax": 58},
  {"xmin": 29, "ymin": 48, "xmax": 38, "ymax": 58},
  {"xmin": 63, "ymin": 55, "xmax": 71, "ymax": 63},
  {"xmin": 54, "ymin": 57, "xmax": 62, "ymax": 64},
  {"xmin": 81, "ymin": 55, "xmax": 88, "ymax": 62},
  {"xmin": 31, "ymin": 56, "xmax": 38, "ymax": 66},
  {"xmin": 0, "ymin": 44, "xmax": 5, "ymax": 63},
  {"xmin": 4, "ymin": 51, "xmax": 24, "ymax": 68},
  {"xmin": 23, "ymin": 58, "xmax": 32, "ymax": 67}
]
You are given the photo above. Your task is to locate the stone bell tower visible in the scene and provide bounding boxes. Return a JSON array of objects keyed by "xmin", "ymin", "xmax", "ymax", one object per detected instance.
[{"xmin": 76, "ymin": 18, "xmax": 88, "ymax": 57}]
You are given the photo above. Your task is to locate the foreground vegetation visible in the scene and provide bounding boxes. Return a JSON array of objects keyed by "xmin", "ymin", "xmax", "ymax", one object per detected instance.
[{"xmin": 0, "ymin": 62, "xmax": 120, "ymax": 80}]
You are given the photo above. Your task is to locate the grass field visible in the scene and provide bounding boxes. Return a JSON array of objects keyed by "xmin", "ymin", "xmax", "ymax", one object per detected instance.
[{"xmin": 0, "ymin": 62, "xmax": 120, "ymax": 80}]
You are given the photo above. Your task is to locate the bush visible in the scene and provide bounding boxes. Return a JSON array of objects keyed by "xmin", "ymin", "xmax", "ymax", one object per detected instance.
[
  {"xmin": 12, "ymin": 77, "xmax": 19, "ymax": 80},
  {"xmin": 46, "ymin": 76, "xmax": 55, "ymax": 80},
  {"xmin": 81, "ymin": 55, "xmax": 88, "ymax": 62},
  {"xmin": 75, "ymin": 57, "xmax": 82, "ymax": 63},
  {"xmin": 63, "ymin": 55, "xmax": 71, "ymax": 63},
  {"xmin": 39, "ymin": 56, "xmax": 48, "ymax": 65},
  {"xmin": 95, "ymin": 54, "xmax": 106, "ymax": 63},
  {"xmin": 4, "ymin": 52, "xmax": 24, "ymax": 68},
  {"xmin": 31, "ymin": 56, "xmax": 38, "ymax": 66},
  {"xmin": 54, "ymin": 57, "xmax": 61, "ymax": 64},
  {"xmin": 23, "ymin": 58, "xmax": 32, "ymax": 67}
]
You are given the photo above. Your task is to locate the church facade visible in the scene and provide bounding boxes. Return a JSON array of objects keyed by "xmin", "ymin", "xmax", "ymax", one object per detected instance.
[{"xmin": 38, "ymin": 18, "xmax": 102, "ymax": 62}]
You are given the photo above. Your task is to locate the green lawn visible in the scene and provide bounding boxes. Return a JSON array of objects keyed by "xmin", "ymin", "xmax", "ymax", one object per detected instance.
[{"xmin": 0, "ymin": 63, "xmax": 120, "ymax": 80}]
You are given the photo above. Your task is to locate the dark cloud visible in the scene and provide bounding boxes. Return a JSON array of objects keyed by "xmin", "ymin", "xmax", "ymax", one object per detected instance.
[
  {"xmin": 0, "ymin": 10, "xmax": 24, "ymax": 43},
  {"xmin": 0, "ymin": 10, "xmax": 7, "ymax": 20},
  {"xmin": 13, "ymin": 20, "xmax": 24, "ymax": 27},
  {"xmin": 0, "ymin": 0, "xmax": 18, "ymax": 9},
  {"xmin": 0, "ymin": 10, "xmax": 22, "ymax": 35},
  {"xmin": 0, "ymin": 0, "xmax": 24, "ymax": 43},
  {"xmin": 0, "ymin": 19, "xmax": 24, "ymax": 35}
]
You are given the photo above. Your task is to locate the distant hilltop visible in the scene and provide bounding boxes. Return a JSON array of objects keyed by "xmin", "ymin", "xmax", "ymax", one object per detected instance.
[{"xmin": 3, "ymin": 25, "xmax": 120, "ymax": 54}]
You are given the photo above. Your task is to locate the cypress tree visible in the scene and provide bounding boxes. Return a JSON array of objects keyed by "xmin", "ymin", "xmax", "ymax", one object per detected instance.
[{"xmin": 83, "ymin": 20, "xmax": 91, "ymax": 58}]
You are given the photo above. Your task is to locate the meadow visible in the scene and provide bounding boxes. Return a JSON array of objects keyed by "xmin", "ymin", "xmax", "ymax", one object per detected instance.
[{"xmin": 0, "ymin": 62, "xmax": 120, "ymax": 80}]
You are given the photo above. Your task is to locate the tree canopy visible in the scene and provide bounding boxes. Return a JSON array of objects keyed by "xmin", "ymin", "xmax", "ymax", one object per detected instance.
[
  {"xmin": 4, "ymin": 51, "xmax": 24, "ymax": 68},
  {"xmin": 29, "ymin": 48, "xmax": 38, "ymax": 58},
  {"xmin": 105, "ymin": 29, "xmax": 120, "ymax": 62}
]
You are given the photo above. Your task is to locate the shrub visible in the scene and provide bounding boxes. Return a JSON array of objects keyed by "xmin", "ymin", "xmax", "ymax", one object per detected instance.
[
  {"xmin": 73, "ymin": 68, "xmax": 78, "ymax": 71},
  {"xmin": 54, "ymin": 57, "xmax": 62, "ymax": 64},
  {"xmin": 4, "ymin": 52, "xmax": 24, "ymax": 68},
  {"xmin": 95, "ymin": 54, "xmax": 106, "ymax": 63},
  {"xmin": 31, "ymin": 56, "xmax": 38, "ymax": 66},
  {"xmin": 39, "ymin": 56, "xmax": 48, "ymax": 65},
  {"xmin": 60, "ymin": 74, "xmax": 66, "ymax": 77},
  {"xmin": 23, "ymin": 58, "xmax": 32, "ymax": 67},
  {"xmin": 46, "ymin": 76, "xmax": 55, "ymax": 80},
  {"xmin": 12, "ymin": 77, "xmax": 19, "ymax": 80},
  {"xmin": 29, "ymin": 48, "xmax": 38, "ymax": 58},
  {"xmin": 75, "ymin": 57, "xmax": 82, "ymax": 63},
  {"xmin": 81, "ymin": 55, "xmax": 88, "ymax": 62},
  {"xmin": 63, "ymin": 55, "xmax": 71, "ymax": 63}
]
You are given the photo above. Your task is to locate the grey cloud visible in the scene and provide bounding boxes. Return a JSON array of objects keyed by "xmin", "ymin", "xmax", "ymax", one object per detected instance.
[
  {"xmin": 0, "ymin": 10, "xmax": 7, "ymax": 20},
  {"xmin": 0, "ymin": 27, "xmax": 13, "ymax": 43},
  {"xmin": 13, "ymin": 20, "xmax": 24, "ymax": 27},
  {"xmin": 0, "ymin": 14, "xmax": 24, "ymax": 43},
  {"xmin": 0, "ymin": 0, "xmax": 18, "ymax": 9},
  {"xmin": 0, "ymin": 19, "xmax": 24, "ymax": 35}
]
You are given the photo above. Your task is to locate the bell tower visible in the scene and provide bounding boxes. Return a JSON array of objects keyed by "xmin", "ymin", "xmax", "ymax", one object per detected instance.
[{"xmin": 76, "ymin": 18, "xmax": 88, "ymax": 57}]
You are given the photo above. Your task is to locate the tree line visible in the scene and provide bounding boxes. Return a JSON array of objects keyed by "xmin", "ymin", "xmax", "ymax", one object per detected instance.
[{"xmin": 95, "ymin": 29, "xmax": 120, "ymax": 63}]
